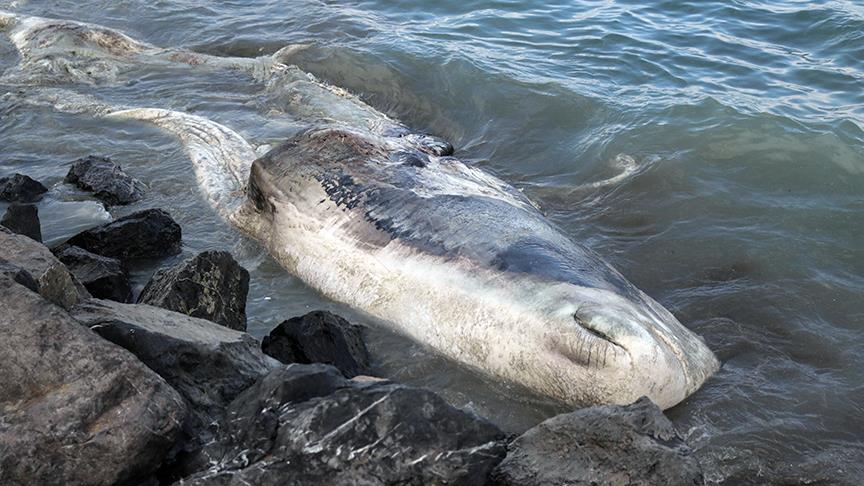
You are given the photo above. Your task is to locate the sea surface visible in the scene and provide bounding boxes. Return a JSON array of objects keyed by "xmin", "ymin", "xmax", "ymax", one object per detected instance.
[{"xmin": 1, "ymin": 1, "xmax": 862, "ymax": 483}]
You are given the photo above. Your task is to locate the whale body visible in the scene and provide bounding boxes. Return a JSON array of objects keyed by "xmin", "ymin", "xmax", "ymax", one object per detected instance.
[
  {"xmin": 233, "ymin": 126, "xmax": 719, "ymax": 408},
  {"xmin": 101, "ymin": 99, "xmax": 718, "ymax": 408},
  {"xmin": 2, "ymin": 13, "xmax": 719, "ymax": 408}
]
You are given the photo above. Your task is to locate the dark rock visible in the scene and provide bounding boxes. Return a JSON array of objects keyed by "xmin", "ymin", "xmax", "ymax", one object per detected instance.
[
  {"xmin": 0, "ymin": 258, "xmax": 38, "ymax": 292},
  {"xmin": 64, "ymin": 208, "xmax": 182, "ymax": 260},
  {"xmin": 178, "ymin": 364, "xmax": 507, "ymax": 485},
  {"xmin": 54, "ymin": 245, "xmax": 132, "ymax": 302},
  {"xmin": 0, "ymin": 173, "xmax": 48, "ymax": 202},
  {"xmin": 138, "ymin": 250, "xmax": 249, "ymax": 331},
  {"xmin": 65, "ymin": 155, "xmax": 146, "ymax": 205},
  {"xmin": 490, "ymin": 397, "xmax": 704, "ymax": 486},
  {"xmin": 1, "ymin": 203, "xmax": 42, "ymax": 241},
  {"xmin": 0, "ymin": 276, "xmax": 187, "ymax": 486},
  {"xmin": 70, "ymin": 299, "xmax": 277, "ymax": 438},
  {"xmin": 0, "ymin": 226, "xmax": 90, "ymax": 309},
  {"xmin": 262, "ymin": 310, "xmax": 370, "ymax": 378}
]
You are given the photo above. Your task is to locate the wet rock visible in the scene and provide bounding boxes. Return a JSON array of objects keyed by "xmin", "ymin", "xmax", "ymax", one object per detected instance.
[
  {"xmin": 71, "ymin": 299, "xmax": 277, "ymax": 438},
  {"xmin": 138, "ymin": 250, "xmax": 249, "ymax": 331},
  {"xmin": 0, "ymin": 226, "xmax": 90, "ymax": 309},
  {"xmin": 54, "ymin": 245, "xmax": 132, "ymax": 302},
  {"xmin": 65, "ymin": 155, "xmax": 146, "ymax": 205},
  {"xmin": 64, "ymin": 208, "xmax": 182, "ymax": 260},
  {"xmin": 1, "ymin": 203, "xmax": 41, "ymax": 241},
  {"xmin": 262, "ymin": 310, "xmax": 370, "ymax": 377},
  {"xmin": 0, "ymin": 173, "xmax": 48, "ymax": 202},
  {"xmin": 178, "ymin": 364, "xmax": 507, "ymax": 485},
  {"xmin": 0, "ymin": 276, "xmax": 188, "ymax": 486},
  {"xmin": 490, "ymin": 397, "xmax": 704, "ymax": 486}
]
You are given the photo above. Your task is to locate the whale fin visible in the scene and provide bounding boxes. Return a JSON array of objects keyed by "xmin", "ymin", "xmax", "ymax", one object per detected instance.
[
  {"xmin": 526, "ymin": 154, "xmax": 643, "ymax": 210},
  {"xmin": 581, "ymin": 154, "xmax": 640, "ymax": 190},
  {"xmin": 107, "ymin": 108, "xmax": 257, "ymax": 216}
]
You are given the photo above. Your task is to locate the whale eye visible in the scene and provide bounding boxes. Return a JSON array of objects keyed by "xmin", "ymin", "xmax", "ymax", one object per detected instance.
[{"xmin": 573, "ymin": 313, "xmax": 616, "ymax": 345}]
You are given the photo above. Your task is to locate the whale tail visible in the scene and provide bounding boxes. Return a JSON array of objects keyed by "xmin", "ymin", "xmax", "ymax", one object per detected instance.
[
  {"xmin": 108, "ymin": 108, "xmax": 257, "ymax": 216},
  {"xmin": 4, "ymin": 88, "xmax": 256, "ymax": 217}
]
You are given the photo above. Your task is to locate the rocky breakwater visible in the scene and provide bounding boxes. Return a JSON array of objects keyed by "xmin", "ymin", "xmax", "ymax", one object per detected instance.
[
  {"xmin": 137, "ymin": 250, "xmax": 250, "ymax": 331},
  {"xmin": 0, "ymin": 170, "xmax": 706, "ymax": 485},
  {"xmin": 0, "ymin": 268, "xmax": 187, "ymax": 485}
]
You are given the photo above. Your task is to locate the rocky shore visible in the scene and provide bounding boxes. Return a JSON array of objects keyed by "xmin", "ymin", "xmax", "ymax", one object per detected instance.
[{"xmin": 0, "ymin": 167, "xmax": 705, "ymax": 485}]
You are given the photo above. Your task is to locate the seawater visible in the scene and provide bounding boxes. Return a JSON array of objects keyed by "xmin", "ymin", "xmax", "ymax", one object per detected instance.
[{"xmin": 1, "ymin": 1, "xmax": 862, "ymax": 483}]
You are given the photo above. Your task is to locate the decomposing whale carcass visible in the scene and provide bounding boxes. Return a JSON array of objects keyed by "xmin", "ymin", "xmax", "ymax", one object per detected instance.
[{"xmin": 2, "ymin": 12, "xmax": 719, "ymax": 408}]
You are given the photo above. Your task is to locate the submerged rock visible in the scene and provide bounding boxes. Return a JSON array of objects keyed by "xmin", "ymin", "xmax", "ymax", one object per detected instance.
[
  {"xmin": 64, "ymin": 208, "xmax": 182, "ymax": 260},
  {"xmin": 71, "ymin": 299, "xmax": 277, "ymax": 437},
  {"xmin": 178, "ymin": 364, "xmax": 507, "ymax": 485},
  {"xmin": 491, "ymin": 397, "xmax": 704, "ymax": 486},
  {"xmin": 1, "ymin": 203, "xmax": 42, "ymax": 241},
  {"xmin": 262, "ymin": 310, "xmax": 370, "ymax": 378},
  {"xmin": 0, "ymin": 276, "xmax": 187, "ymax": 486},
  {"xmin": 138, "ymin": 250, "xmax": 249, "ymax": 331},
  {"xmin": 55, "ymin": 245, "xmax": 132, "ymax": 302},
  {"xmin": 0, "ymin": 173, "xmax": 48, "ymax": 202},
  {"xmin": 0, "ymin": 226, "xmax": 90, "ymax": 309},
  {"xmin": 65, "ymin": 155, "xmax": 146, "ymax": 205}
]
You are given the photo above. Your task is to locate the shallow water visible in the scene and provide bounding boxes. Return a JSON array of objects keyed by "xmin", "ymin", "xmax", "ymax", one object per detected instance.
[{"xmin": 1, "ymin": 1, "xmax": 863, "ymax": 483}]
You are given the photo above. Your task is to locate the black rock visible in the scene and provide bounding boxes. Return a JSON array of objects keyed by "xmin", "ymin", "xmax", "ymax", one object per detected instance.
[
  {"xmin": 490, "ymin": 397, "xmax": 705, "ymax": 486},
  {"xmin": 0, "ymin": 276, "xmax": 187, "ymax": 486},
  {"xmin": 0, "ymin": 173, "xmax": 48, "ymax": 202},
  {"xmin": 0, "ymin": 226, "xmax": 90, "ymax": 309},
  {"xmin": 54, "ymin": 245, "xmax": 132, "ymax": 302},
  {"xmin": 138, "ymin": 250, "xmax": 249, "ymax": 331},
  {"xmin": 1, "ymin": 203, "xmax": 42, "ymax": 242},
  {"xmin": 178, "ymin": 364, "xmax": 507, "ymax": 485},
  {"xmin": 64, "ymin": 208, "xmax": 182, "ymax": 260},
  {"xmin": 65, "ymin": 155, "xmax": 146, "ymax": 205},
  {"xmin": 71, "ymin": 299, "xmax": 277, "ymax": 440},
  {"xmin": 262, "ymin": 310, "xmax": 370, "ymax": 378}
]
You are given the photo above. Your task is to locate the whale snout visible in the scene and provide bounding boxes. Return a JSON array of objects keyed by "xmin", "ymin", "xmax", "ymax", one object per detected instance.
[{"xmin": 548, "ymin": 297, "xmax": 719, "ymax": 409}]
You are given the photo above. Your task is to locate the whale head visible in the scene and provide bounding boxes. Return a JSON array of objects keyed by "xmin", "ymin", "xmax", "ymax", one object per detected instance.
[
  {"xmin": 532, "ymin": 281, "xmax": 718, "ymax": 409},
  {"xmin": 490, "ymin": 236, "xmax": 719, "ymax": 409}
]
